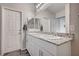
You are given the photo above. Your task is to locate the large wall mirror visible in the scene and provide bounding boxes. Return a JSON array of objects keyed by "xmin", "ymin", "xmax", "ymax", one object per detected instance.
[{"xmin": 27, "ymin": 3, "xmax": 67, "ymax": 33}]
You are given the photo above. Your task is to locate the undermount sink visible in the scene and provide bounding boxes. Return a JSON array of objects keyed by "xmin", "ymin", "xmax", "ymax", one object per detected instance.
[
  {"xmin": 29, "ymin": 32, "xmax": 64, "ymax": 40},
  {"xmin": 28, "ymin": 32, "xmax": 72, "ymax": 46},
  {"xmin": 44, "ymin": 35, "xmax": 64, "ymax": 40}
]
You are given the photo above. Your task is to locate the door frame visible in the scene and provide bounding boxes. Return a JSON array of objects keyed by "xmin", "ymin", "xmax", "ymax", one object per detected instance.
[{"xmin": 1, "ymin": 7, "xmax": 22, "ymax": 55}]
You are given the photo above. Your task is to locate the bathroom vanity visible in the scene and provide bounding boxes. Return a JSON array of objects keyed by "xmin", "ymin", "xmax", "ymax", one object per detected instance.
[
  {"xmin": 26, "ymin": 32, "xmax": 72, "ymax": 56},
  {"xmin": 26, "ymin": 4, "xmax": 73, "ymax": 56}
]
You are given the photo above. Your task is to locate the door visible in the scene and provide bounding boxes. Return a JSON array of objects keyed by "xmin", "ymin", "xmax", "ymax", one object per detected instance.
[
  {"xmin": 56, "ymin": 17, "xmax": 66, "ymax": 33},
  {"xmin": 59, "ymin": 17, "xmax": 66, "ymax": 33},
  {"xmin": 3, "ymin": 8, "xmax": 22, "ymax": 53}
]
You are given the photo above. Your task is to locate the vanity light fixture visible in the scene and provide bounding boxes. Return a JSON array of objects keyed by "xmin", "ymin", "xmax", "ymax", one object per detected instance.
[{"xmin": 36, "ymin": 3, "xmax": 44, "ymax": 9}]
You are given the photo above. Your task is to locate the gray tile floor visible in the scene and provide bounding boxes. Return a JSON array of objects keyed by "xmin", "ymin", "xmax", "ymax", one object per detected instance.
[{"xmin": 4, "ymin": 49, "xmax": 30, "ymax": 56}]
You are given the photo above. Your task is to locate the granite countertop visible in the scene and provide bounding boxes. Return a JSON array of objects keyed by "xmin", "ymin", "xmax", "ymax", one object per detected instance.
[{"xmin": 27, "ymin": 32, "xmax": 73, "ymax": 46}]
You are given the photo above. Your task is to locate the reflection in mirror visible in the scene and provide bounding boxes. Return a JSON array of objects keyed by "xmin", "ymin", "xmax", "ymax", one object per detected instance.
[
  {"xmin": 27, "ymin": 18, "xmax": 41, "ymax": 32},
  {"xmin": 55, "ymin": 16, "xmax": 65, "ymax": 33},
  {"xmin": 35, "ymin": 3, "xmax": 66, "ymax": 33},
  {"xmin": 35, "ymin": 18, "xmax": 40, "ymax": 29},
  {"xmin": 28, "ymin": 3, "xmax": 66, "ymax": 33},
  {"xmin": 39, "ymin": 17, "xmax": 50, "ymax": 32},
  {"xmin": 28, "ymin": 18, "xmax": 34, "ymax": 29}
]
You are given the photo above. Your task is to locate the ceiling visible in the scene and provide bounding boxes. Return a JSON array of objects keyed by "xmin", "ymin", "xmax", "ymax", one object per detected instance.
[
  {"xmin": 0, "ymin": 3, "xmax": 65, "ymax": 14},
  {"xmin": 45, "ymin": 3, "xmax": 65, "ymax": 13},
  {"xmin": 0, "ymin": 3, "xmax": 34, "ymax": 7}
]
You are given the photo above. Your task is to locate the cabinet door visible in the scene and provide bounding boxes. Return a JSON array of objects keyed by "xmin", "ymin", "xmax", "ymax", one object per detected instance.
[
  {"xmin": 27, "ymin": 43, "xmax": 39, "ymax": 56},
  {"xmin": 26, "ymin": 35, "xmax": 33, "ymax": 55},
  {"xmin": 26, "ymin": 35, "xmax": 39, "ymax": 56},
  {"xmin": 31, "ymin": 43, "xmax": 39, "ymax": 56}
]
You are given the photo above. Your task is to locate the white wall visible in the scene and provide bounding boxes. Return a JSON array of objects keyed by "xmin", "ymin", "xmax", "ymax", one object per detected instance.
[
  {"xmin": 50, "ymin": 15, "xmax": 56, "ymax": 32},
  {"xmin": 0, "ymin": 3, "xmax": 35, "ymax": 53},
  {"xmin": 56, "ymin": 9, "xmax": 65, "ymax": 18},
  {"xmin": 65, "ymin": 4, "xmax": 70, "ymax": 33},
  {"xmin": 69, "ymin": 3, "xmax": 79, "ymax": 56}
]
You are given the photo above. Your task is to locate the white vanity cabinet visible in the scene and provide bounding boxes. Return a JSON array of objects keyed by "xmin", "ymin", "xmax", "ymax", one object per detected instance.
[
  {"xmin": 26, "ymin": 34, "xmax": 71, "ymax": 56},
  {"xmin": 26, "ymin": 34, "xmax": 39, "ymax": 56}
]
